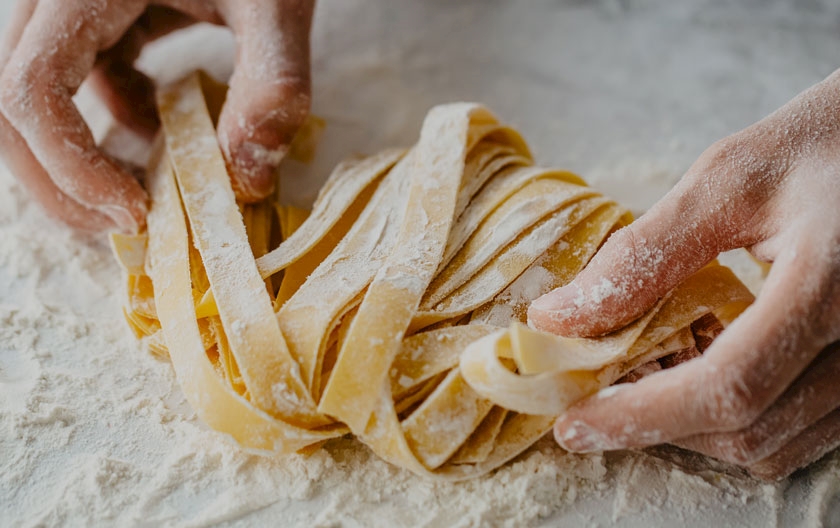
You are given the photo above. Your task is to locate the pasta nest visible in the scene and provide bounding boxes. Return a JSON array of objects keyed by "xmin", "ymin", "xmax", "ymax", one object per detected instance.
[{"xmin": 111, "ymin": 73, "xmax": 754, "ymax": 479}]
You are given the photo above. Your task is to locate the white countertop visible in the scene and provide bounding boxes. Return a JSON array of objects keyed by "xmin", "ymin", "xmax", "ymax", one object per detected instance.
[{"xmin": 2, "ymin": 0, "xmax": 839, "ymax": 526}]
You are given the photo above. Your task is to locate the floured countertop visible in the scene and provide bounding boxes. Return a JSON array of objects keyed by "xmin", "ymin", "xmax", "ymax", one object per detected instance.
[{"xmin": 2, "ymin": 0, "xmax": 840, "ymax": 526}]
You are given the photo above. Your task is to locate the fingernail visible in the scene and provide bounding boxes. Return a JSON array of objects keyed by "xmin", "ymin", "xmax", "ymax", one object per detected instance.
[
  {"xmin": 99, "ymin": 204, "xmax": 141, "ymax": 234},
  {"xmin": 527, "ymin": 283, "xmax": 582, "ymax": 331},
  {"xmin": 553, "ymin": 418, "xmax": 606, "ymax": 453},
  {"xmin": 594, "ymin": 384, "xmax": 624, "ymax": 400},
  {"xmin": 530, "ymin": 282, "xmax": 581, "ymax": 314},
  {"xmin": 227, "ymin": 141, "xmax": 284, "ymax": 202},
  {"xmin": 230, "ymin": 165, "xmax": 276, "ymax": 202}
]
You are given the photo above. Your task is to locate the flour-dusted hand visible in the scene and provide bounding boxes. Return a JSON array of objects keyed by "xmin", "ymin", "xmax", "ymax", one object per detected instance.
[
  {"xmin": 0, "ymin": 0, "xmax": 314, "ymax": 232},
  {"xmin": 528, "ymin": 70, "xmax": 840, "ymax": 479}
]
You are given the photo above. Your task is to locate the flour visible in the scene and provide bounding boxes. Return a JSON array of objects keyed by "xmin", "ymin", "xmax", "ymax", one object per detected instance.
[
  {"xmin": 0, "ymin": 171, "xmax": 607, "ymax": 527},
  {"xmin": 4, "ymin": 0, "xmax": 840, "ymax": 526},
  {"xmin": 0, "ymin": 152, "xmax": 816, "ymax": 526}
]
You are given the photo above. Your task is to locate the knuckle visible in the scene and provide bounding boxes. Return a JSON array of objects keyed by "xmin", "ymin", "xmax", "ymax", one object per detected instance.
[
  {"xmin": 0, "ymin": 65, "xmax": 36, "ymax": 121},
  {"xmin": 696, "ymin": 136, "xmax": 738, "ymax": 172},
  {"xmin": 716, "ymin": 129, "xmax": 789, "ymax": 196},
  {"xmin": 681, "ymin": 132, "xmax": 782, "ymax": 246},
  {"xmin": 704, "ymin": 130, "xmax": 783, "ymax": 180}
]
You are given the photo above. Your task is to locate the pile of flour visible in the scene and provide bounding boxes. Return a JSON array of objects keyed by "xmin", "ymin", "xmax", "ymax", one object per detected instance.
[{"xmin": 4, "ymin": 0, "xmax": 840, "ymax": 526}]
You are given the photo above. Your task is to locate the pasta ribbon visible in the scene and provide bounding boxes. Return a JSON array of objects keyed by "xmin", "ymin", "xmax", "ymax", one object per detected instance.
[{"xmin": 111, "ymin": 72, "xmax": 753, "ymax": 479}]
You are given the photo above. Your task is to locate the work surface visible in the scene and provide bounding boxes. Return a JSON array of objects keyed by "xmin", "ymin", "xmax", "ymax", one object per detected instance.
[{"xmin": 2, "ymin": 0, "xmax": 840, "ymax": 526}]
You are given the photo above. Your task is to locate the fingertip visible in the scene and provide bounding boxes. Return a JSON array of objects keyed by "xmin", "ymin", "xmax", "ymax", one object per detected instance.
[
  {"xmin": 221, "ymin": 137, "xmax": 282, "ymax": 202},
  {"xmin": 92, "ymin": 165, "xmax": 148, "ymax": 234},
  {"xmin": 98, "ymin": 200, "xmax": 147, "ymax": 234},
  {"xmin": 527, "ymin": 283, "xmax": 581, "ymax": 334},
  {"xmin": 553, "ymin": 417, "xmax": 574, "ymax": 451},
  {"xmin": 553, "ymin": 414, "xmax": 605, "ymax": 453},
  {"xmin": 552, "ymin": 384, "xmax": 628, "ymax": 452},
  {"xmin": 220, "ymin": 0, "xmax": 313, "ymax": 203},
  {"xmin": 553, "ymin": 414, "xmax": 577, "ymax": 451},
  {"xmin": 218, "ymin": 81, "xmax": 309, "ymax": 202},
  {"xmin": 527, "ymin": 275, "xmax": 635, "ymax": 337},
  {"xmin": 116, "ymin": 156, "xmax": 151, "ymax": 231},
  {"xmin": 554, "ymin": 375, "xmax": 693, "ymax": 453},
  {"xmin": 529, "ymin": 221, "xmax": 685, "ymax": 337}
]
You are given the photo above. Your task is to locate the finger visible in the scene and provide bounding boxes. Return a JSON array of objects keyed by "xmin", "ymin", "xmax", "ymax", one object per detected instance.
[
  {"xmin": 0, "ymin": 0, "xmax": 150, "ymax": 232},
  {"xmin": 527, "ymin": 140, "xmax": 772, "ymax": 338},
  {"xmin": 216, "ymin": 0, "xmax": 315, "ymax": 202},
  {"xmin": 674, "ymin": 342, "xmax": 840, "ymax": 466},
  {"xmin": 553, "ymin": 240, "xmax": 836, "ymax": 453},
  {"xmin": 0, "ymin": 0, "xmax": 114, "ymax": 230},
  {"xmin": 88, "ymin": 6, "xmax": 204, "ymax": 138},
  {"xmin": 748, "ymin": 406, "xmax": 840, "ymax": 481},
  {"xmin": 0, "ymin": 111, "xmax": 113, "ymax": 230}
]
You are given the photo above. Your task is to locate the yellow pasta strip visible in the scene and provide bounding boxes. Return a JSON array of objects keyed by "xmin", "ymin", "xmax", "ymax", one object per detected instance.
[
  {"xmin": 423, "ymin": 179, "xmax": 598, "ymax": 308},
  {"xmin": 126, "ymin": 274, "xmax": 156, "ymax": 319},
  {"xmin": 449, "ymin": 406, "xmax": 508, "ymax": 464},
  {"xmin": 318, "ymin": 106, "xmax": 501, "ymax": 475},
  {"xmin": 402, "ymin": 368, "xmax": 494, "ymax": 470},
  {"xmin": 110, "ymin": 233, "xmax": 148, "ymax": 276},
  {"xmin": 144, "ymin": 145, "xmax": 342, "ymax": 453},
  {"xmin": 112, "ymin": 73, "xmax": 756, "ymax": 480},
  {"xmin": 194, "ymin": 289, "xmax": 218, "ymax": 319},
  {"xmin": 157, "ymin": 74, "xmax": 320, "ymax": 425},
  {"xmin": 256, "ymin": 149, "xmax": 404, "ymax": 278},
  {"xmin": 277, "ymin": 156, "xmax": 418, "ymax": 391},
  {"xmin": 442, "ymin": 165, "xmax": 587, "ymax": 269}
]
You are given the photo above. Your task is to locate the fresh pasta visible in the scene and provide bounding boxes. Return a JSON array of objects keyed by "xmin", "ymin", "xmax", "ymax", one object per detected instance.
[{"xmin": 111, "ymin": 72, "xmax": 754, "ymax": 480}]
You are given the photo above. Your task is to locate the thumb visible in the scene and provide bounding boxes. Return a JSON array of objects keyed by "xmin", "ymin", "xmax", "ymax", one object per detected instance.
[
  {"xmin": 217, "ymin": 0, "xmax": 314, "ymax": 202},
  {"xmin": 528, "ymin": 169, "xmax": 736, "ymax": 337}
]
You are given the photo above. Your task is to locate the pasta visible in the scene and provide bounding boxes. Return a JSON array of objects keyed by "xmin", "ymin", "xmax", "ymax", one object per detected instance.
[{"xmin": 111, "ymin": 72, "xmax": 754, "ymax": 480}]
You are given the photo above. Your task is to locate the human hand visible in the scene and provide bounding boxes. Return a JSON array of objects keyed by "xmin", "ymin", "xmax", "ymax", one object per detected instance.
[
  {"xmin": 0, "ymin": 0, "xmax": 314, "ymax": 232},
  {"xmin": 527, "ymin": 70, "xmax": 840, "ymax": 480}
]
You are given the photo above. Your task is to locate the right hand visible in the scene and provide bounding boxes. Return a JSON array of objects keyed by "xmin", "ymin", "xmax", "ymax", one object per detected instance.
[{"xmin": 529, "ymin": 68, "xmax": 840, "ymax": 479}]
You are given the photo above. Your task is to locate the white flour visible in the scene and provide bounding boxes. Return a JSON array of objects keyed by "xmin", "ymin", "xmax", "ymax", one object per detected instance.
[{"xmin": 3, "ymin": 0, "xmax": 840, "ymax": 526}]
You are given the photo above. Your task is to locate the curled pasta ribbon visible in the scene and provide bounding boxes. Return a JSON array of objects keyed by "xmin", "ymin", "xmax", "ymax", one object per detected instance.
[{"xmin": 111, "ymin": 72, "xmax": 754, "ymax": 479}]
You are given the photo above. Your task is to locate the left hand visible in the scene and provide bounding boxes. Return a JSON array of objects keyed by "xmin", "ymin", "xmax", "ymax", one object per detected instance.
[{"xmin": 0, "ymin": 0, "xmax": 314, "ymax": 233}]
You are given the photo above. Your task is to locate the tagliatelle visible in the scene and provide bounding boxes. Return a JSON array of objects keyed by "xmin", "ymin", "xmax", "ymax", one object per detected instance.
[{"xmin": 111, "ymin": 72, "xmax": 754, "ymax": 479}]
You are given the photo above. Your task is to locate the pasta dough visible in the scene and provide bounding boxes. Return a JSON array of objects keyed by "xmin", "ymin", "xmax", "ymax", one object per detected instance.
[{"xmin": 111, "ymin": 72, "xmax": 754, "ymax": 480}]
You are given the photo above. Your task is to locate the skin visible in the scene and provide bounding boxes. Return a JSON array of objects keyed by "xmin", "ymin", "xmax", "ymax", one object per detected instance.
[
  {"xmin": 529, "ymin": 69, "xmax": 840, "ymax": 480},
  {"xmin": 0, "ymin": 0, "xmax": 314, "ymax": 233},
  {"xmin": 3, "ymin": 0, "xmax": 837, "ymax": 482}
]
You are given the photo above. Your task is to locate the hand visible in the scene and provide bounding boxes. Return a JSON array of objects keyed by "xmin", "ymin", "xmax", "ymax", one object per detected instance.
[
  {"xmin": 0, "ymin": 0, "xmax": 314, "ymax": 232},
  {"xmin": 528, "ymin": 69, "xmax": 840, "ymax": 480}
]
